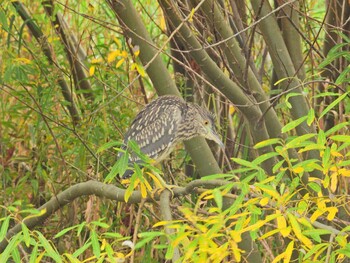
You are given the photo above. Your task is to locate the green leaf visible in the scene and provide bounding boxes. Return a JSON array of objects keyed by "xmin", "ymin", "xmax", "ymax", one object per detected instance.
[
  {"xmin": 252, "ymin": 152, "xmax": 279, "ymax": 165},
  {"xmin": 254, "ymin": 138, "xmax": 282, "ymax": 149},
  {"xmin": 97, "ymin": 141, "xmax": 122, "ymax": 153},
  {"xmin": 336, "ymin": 65, "xmax": 350, "ymax": 85},
  {"xmin": 54, "ymin": 225, "xmax": 78, "ymax": 238},
  {"xmin": 0, "ymin": 233, "xmax": 23, "ymax": 263},
  {"xmin": 307, "ymin": 109, "xmax": 315, "ymax": 126},
  {"xmin": 319, "ymin": 51, "xmax": 350, "ymax": 68},
  {"xmin": 135, "ymin": 232, "xmax": 164, "ymax": 249},
  {"xmin": 92, "ymin": 221, "xmax": 110, "ymax": 229},
  {"xmin": 0, "ymin": 10, "xmax": 8, "ymax": 31},
  {"xmin": 21, "ymin": 223, "xmax": 30, "ymax": 247},
  {"xmin": 285, "ymin": 134, "xmax": 316, "ymax": 149},
  {"xmin": 102, "ymin": 232, "xmax": 123, "ymax": 239},
  {"xmin": 91, "ymin": 231, "xmax": 100, "ymax": 258},
  {"xmin": 165, "ymin": 243, "xmax": 174, "ymax": 260},
  {"xmin": 37, "ymin": 231, "xmax": 62, "ymax": 262},
  {"xmin": 231, "ymin": 158, "xmax": 259, "ymax": 170},
  {"xmin": 0, "ymin": 216, "xmax": 11, "ymax": 241},
  {"xmin": 325, "ymin": 122, "xmax": 349, "ymax": 136},
  {"xmin": 329, "ymin": 135, "xmax": 350, "ymax": 142},
  {"xmin": 11, "ymin": 247, "xmax": 21, "ymax": 263},
  {"xmin": 104, "ymin": 152, "xmax": 129, "ymax": 182},
  {"xmin": 213, "ymin": 188, "xmax": 223, "ymax": 210},
  {"xmin": 319, "ymin": 92, "xmax": 349, "ymax": 119},
  {"xmin": 308, "ymin": 182, "xmax": 321, "ymax": 193},
  {"xmin": 72, "ymin": 241, "xmax": 91, "ymax": 257},
  {"xmin": 282, "ymin": 116, "xmax": 308, "ymax": 133},
  {"xmin": 29, "ymin": 243, "xmax": 38, "ymax": 263}
]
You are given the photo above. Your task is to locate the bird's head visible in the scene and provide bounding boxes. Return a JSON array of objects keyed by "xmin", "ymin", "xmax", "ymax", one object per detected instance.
[{"xmin": 189, "ymin": 103, "xmax": 224, "ymax": 148}]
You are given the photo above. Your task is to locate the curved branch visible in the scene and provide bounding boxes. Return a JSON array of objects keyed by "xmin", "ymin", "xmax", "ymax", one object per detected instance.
[{"xmin": 0, "ymin": 179, "xmax": 228, "ymax": 252}]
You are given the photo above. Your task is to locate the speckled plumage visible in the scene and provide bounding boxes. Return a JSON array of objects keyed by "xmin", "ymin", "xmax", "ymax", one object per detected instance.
[{"xmin": 121, "ymin": 95, "xmax": 223, "ymax": 178}]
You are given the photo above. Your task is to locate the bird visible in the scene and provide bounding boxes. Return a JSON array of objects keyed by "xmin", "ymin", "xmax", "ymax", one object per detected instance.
[{"xmin": 120, "ymin": 95, "xmax": 224, "ymax": 180}]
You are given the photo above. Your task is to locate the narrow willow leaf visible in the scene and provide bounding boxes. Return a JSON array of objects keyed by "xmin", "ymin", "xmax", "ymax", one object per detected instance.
[
  {"xmin": 284, "ymin": 241, "xmax": 294, "ymax": 263},
  {"xmin": 37, "ymin": 232, "xmax": 62, "ymax": 262},
  {"xmin": 91, "ymin": 231, "xmax": 100, "ymax": 258},
  {"xmin": 231, "ymin": 158, "xmax": 259, "ymax": 169},
  {"xmin": 21, "ymin": 223, "xmax": 30, "ymax": 247},
  {"xmin": 319, "ymin": 92, "xmax": 349, "ymax": 119},
  {"xmin": 0, "ymin": 233, "xmax": 23, "ymax": 263},
  {"xmin": 254, "ymin": 138, "xmax": 282, "ymax": 149},
  {"xmin": 0, "ymin": 216, "xmax": 10, "ymax": 241},
  {"xmin": 97, "ymin": 141, "xmax": 122, "ymax": 153},
  {"xmin": 335, "ymin": 65, "xmax": 350, "ymax": 85},
  {"xmin": 72, "ymin": 241, "xmax": 91, "ymax": 257},
  {"xmin": 54, "ymin": 225, "xmax": 78, "ymax": 238},
  {"xmin": 282, "ymin": 116, "xmax": 308, "ymax": 133},
  {"xmin": 287, "ymin": 213, "xmax": 313, "ymax": 248},
  {"xmin": 329, "ymin": 135, "xmax": 350, "ymax": 142},
  {"xmin": 307, "ymin": 109, "xmax": 315, "ymax": 126},
  {"xmin": 324, "ymin": 122, "xmax": 349, "ymax": 136},
  {"xmin": 285, "ymin": 134, "xmax": 316, "ymax": 149},
  {"xmin": 213, "ymin": 188, "xmax": 223, "ymax": 210}
]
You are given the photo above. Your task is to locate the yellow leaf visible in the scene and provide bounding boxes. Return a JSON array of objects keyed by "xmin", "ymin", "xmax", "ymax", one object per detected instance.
[
  {"xmin": 121, "ymin": 50, "xmax": 128, "ymax": 58},
  {"xmin": 188, "ymin": 8, "xmax": 195, "ymax": 22},
  {"xmin": 113, "ymin": 37, "xmax": 122, "ymax": 49},
  {"xmin": 140, "ymin": 183, "xmax": 147, "ymax": 198},
  {"xmin": 336, "ymin": 235, "xmax": 347, "ymax": 247},
  {"xmin": 159, "ymin": 16, "xmax": 166, "ymax": 31},
  {"xmin": 280, "ymin": 226, "xmax": 291, "ymax": 237},
  {"xmin": 330, "ymin": 173, "xmax": 338, "ymax": 193},
  {"xmin": 135, "ymin": 63, "xmax": 146, "ymax": 77},
  {"xmin": 272, "ymin": 251, "xmax": 286, "ymax": 263},
  {"xmin": 287, "ymin": 213, "xmax": 313, "ymax": 248},
  {"xmin": 153, "ymin": 220, "xmax": 170, "ymax": 227},
  {"xmin": 101, "ymin": 238, "xmax": 106, "ymax": 250},
  {"xmin": 14, "ymin": 57, "xmax": 32, "ymax": 64},
  {"xmin": 276, "ymin": 213, "xmax": 290, "ymax": 237},
  {"xmin": 293, "ymin": 166, "xmax": 304, "ymax": 173},
  {"xmin": 331, "ymin": 150, "xmax": 343, "ymax": 157},
  {"xmin": 326, "ymin": 207, "xmax": 338, "ymax": 221},
  {"xmin": 259, "ymin": 228, "xmax": 280, "ymax": 239},
  {"xmin": 89, "ymin": 66, "xmax": 95, "ymax": 76},
  {"xmin": 23, "ymin": 208, "xmax": 47, "ymax": 221},
  {"xmin": 91, "ymin": 58, "xmax": 102, "ymax": 64},
  {"xmin": 172, "ymin": 232, "xmax": 189, "ymax": 247},
  {"xmin": 230, "ymin": 241, "xmax": 241, "ymax": 262},
  {"xmin": 339, "ymin": 168, "xmax": 350, "ymax": 177},
  {"xmin": 310, "ymin": 209, "xmax": 325, "ymax": 223},
  {"xmin": 107, "ymin": 50, "xmax": 120, "ymax": 63},
  {"xmin": 146, "ymin": 172, "xmax": 163, "ymax": 188},
  {"xmin": 229, "ymin": 230, "xmax": 242, "ymax": 243},
  {"xmin": 323, "ymin": 175, "xmax": 330, "ymax": 188},
  {"xmin": 229, "ymin": 105, "xmax": 235, "ymax": 115},
  {"xmin": 284, "ymin": 241, "xmax": 294, "ymax": 263},
  {"xmin": 256, "ymin": 185, "xmax": 280, "ymax": 200},
  {"xmin": 133, "ymin": 46, "xmax": 140, "ymax": 57},
  {"xmin": 116, "ymin": 58, "xmax": 125, "ymax": 68},
  {"xmin": 259, "ymin": 197, "xmax": 269, "ymax": 206}
]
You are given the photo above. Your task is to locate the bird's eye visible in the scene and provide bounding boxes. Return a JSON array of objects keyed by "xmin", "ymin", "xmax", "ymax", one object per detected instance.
[{"xmin": 204, "ymin": 120, "xmax": 209, "ymax": 125}]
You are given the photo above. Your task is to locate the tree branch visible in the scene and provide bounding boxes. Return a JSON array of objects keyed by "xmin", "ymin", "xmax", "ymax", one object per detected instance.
[{"xmin": 0, "ymin": 179, "xmax": 228, "ymax": 252}]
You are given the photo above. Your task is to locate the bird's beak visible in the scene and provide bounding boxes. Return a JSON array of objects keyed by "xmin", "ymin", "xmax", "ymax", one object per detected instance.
[{"xmin": 207, "ymin": 129, "xmax": 225, "ymax": 148}]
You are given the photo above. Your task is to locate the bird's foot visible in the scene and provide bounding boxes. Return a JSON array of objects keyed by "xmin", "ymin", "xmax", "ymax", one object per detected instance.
[
  {"xmin": 153, "ymin": 183, "xmax": 177, "ymax": 198},
  {"xmin": 146, "ymin": 172, "xmax": 177, "ymax": 198}
]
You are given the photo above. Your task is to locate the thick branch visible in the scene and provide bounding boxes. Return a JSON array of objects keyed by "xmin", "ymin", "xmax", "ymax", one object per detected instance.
[
  {"xmin": 106, "ymin": 0, "xmax": 222, "ymax": 176},
  {"xmin": 0, "ymin": 179, "xmax": 228, "ymax": 252}
]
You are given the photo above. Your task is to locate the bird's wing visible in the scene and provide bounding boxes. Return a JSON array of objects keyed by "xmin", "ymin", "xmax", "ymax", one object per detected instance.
[{"xmin": 124, "ymin": 100, "xmax": 184, "ymax": 161}]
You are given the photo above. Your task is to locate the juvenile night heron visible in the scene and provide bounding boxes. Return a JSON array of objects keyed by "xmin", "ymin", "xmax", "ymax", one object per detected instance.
[{"xmin": 121, "ymin": 95, "xmax": 223, "ymax": 179}]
